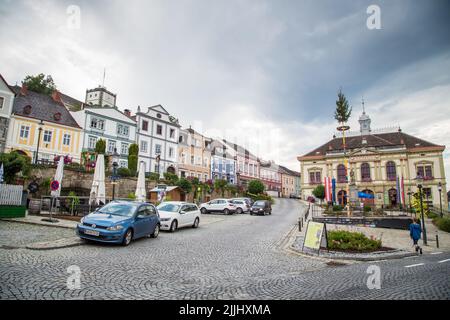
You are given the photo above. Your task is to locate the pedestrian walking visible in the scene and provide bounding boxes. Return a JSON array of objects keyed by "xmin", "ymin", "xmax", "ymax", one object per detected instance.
[{"xmin": 409, "ymin": 218, "xmax": 423, "ymax": 254}]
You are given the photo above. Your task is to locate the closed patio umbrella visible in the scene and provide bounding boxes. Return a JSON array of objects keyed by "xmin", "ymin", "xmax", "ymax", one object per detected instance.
[
  {"xmin": 135, "ymin": 161, "xmax": 146, "ymax": 202},
  {"xmin": 90, "ymin": 154, "xmax": 106, "ymax": 206}
]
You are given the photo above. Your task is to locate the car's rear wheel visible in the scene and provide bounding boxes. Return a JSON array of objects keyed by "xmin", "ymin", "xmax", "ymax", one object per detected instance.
[
  {"xmin": 170, "ymin": 220, "xmax": 178, "ymax": 232},
  {"xmin": 201, "ymin": 207, "xmax": 207, "ymax": 214},
  {"xmin": 151, "ymin": 224, "xmax": 160, "ymax": 238},
  {"xmin": 223, "ymin": 208, "xmax": 229, "ymax": 215},
  {"xmin": 122, "ymin": 229, "xmax": 133, "ymax": 246},
  {"xmin": 193, "ymin": 217, "xmax": 200, "ymax": 228},
  {"xmin": 236, "ymin": 208, "xmax": 243, "ymax": 214}
]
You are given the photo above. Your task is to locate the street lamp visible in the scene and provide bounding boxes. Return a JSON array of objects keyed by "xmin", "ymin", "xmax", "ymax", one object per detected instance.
[
  {"xmin": 407, "ymin": 187, "xmax": 412, "ymax": 215},
  {"xmin": 111, "ymin": 148, "xmax": 120, "ymax": 200},
  {"xmin": 34, "ymin": 120, "xmax": 44, "ymax": 164},
  {"xmin": 438, "ymin": 182, "xmax": 443, "ymax": 218},
  {"xmin": 415, "ymin": 174, "xmax": 427, "ymax": 245}
]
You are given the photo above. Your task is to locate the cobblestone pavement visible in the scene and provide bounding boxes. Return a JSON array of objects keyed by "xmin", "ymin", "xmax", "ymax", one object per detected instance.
[
  {"xmin": 0, "ymin": 199, "xmax": 449, "ymax": 300},
  {"xmin": 0, "ymin": 222, "xmax": 75, "ymax": 247}
]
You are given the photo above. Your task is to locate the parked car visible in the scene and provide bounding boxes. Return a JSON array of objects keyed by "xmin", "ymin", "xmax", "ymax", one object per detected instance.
[
  {"xmin": 233, "ymin": 197, "xmax": 254, "ymax": 206},
  {"xmin": 230, "ymin": 199, "xmax": 250, "ymax": 214},
  {"xmin": 250, "ymin": 200, "xmax": 272, "ymax": 216},
  {"xmin": 200, "ymin": 198, "xmax": 236, "ymax": 215},
  {"xmin": 307, "ymin": 196, "xmax": 316, "ymax": 203},
  {"xmin": 76, "ymin": 201, "xmax": 160, "ymax": 246},
  {"xmin": 157, "ymin": 201, "xmax": 201, "ymax": 232},
  {"xmin": 289, "ymin": 193, "xmax": 299, "ymax": 199}
]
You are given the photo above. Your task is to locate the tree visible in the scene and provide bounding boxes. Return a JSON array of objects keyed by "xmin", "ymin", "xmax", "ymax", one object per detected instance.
[
  {"xmin": 312, "ymin": 184, "xmax": 326, "ymax": 202},
  {"xmin": 334, "ymin": 89, "xmax": 352, "ymax": 124},
  {"xmin": 164, "ymin": 172, "xmax": 179, "ymax": 185},
  {"xmin": 176, "ymin": 178, "xmax": 192, "ymax": 195},
  {"xmin": 411, "ymin": 192, "xmax": 429, "ymax": 218},
  {"xmin": 247, "ymin": 179, "xmax": 265, "ymax": 195},
  {"xmin": 0, "ymin": 151, "xmax": 31, "ymax": 184},
  {"xmin": 128, "ymin": 143, "xmax": 139, "ymax": 175},
  {"xmin": 95, "ymin": 139, "xmax": 106, "ymax": 154},
  {"xmin": 214, "ymin": 179, "xmax": 228, "ymax": 197},
  {"xmin": 22, "ymin": 73, "xmax": 56, "ymax": 95},
  {"xmin": 226, "ymin": 184, "xmax": 238, "ymax": 197}
]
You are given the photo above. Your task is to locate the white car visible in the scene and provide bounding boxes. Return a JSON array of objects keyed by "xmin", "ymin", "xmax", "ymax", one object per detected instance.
[
  {"xmin": 230, "ymin": 199, "xmax": 250, "ymax": 214},
  {"xmin": 157, "ymin": 201, "xmax": 201, "ymax": 232},
  {"xmin": 199, "ymin": 198, "xmax": 236, "ymax": 215}
]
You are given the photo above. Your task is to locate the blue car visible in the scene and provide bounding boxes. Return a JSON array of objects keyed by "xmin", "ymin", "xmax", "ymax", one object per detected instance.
[{"xmin": 76, "ymin": 201, "xmax": 160, "ymax": 246}]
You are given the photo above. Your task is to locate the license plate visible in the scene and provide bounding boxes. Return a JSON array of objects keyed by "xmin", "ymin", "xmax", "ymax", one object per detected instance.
[{"xmin": 84, "ymin": 229, "xmax": 100, "ymax": 236}]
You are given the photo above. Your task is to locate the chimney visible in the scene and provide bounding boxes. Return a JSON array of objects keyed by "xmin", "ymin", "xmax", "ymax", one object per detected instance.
[
  {"xmin": 124, "ymin": 109, "xmax": 131, "ymax": 117},
  {"xmin": 20, "ymin": 84, "xmax": 28, "ymax": 96},
  {"xmin": 51, "ymin": 90, "xmax": 63, "ymax": 104}
]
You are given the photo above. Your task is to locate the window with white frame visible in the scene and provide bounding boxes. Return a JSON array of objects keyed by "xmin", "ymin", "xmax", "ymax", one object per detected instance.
[
  {"xmin": 108, "ymin": 140, "xmax": 116, "ymax": 153},
  {"xmin": 90, "ymin": 117, "xmax": 104, "ymax": 130},
  {"xmin": 88, "ymin": 136, "xmax": 97, "ymax": 149},
  {"xmin": 43, "ymin": 130, "xmax": 52, "ymax": 143},
  {"xmin": 119, "ymin": 160, "xmax": 127, "ymax": 168},
  {"xmin": 155, "ymin": 144, "xmax": 161, "ymax": 155},
  {"xmin": 169, "ymin": 128, "xmax": 175, "ymax": 139},
  {"xmin": 156, "ymin": 124, "xmax": 163, "ymax": 135},
  {"xmin": 117, "ymin": 124, "xmax": 129, "ymax": 136},
  {"xmin": 63, "ymin": 133, "xmax": 71, "ymax": 146},
  {"xmin": 121, "ymin": 143, "xmax": 129, "ymax": 155},
  {"xmin": 141, "ymin": 140, "xmax": 148, "ymax": 153},
  {"xmin": 19, "ymin": 125, "xmax": 30, "ymax": 139},
  {"xmin": 204, "ymin": 157, "xmax": 208, "ymax": 167},
  {"xmin": 0, "ymin": 96, "xmax": 4, "ymax": 109},
  {"xmin": 169, "ymin": 147, "xmax": 174, "ymax": 158}
]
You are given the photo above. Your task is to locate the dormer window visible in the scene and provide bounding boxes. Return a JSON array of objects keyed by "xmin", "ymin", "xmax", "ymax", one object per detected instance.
[
  {"xmin": 53, "ymin": 112, "xmax": 61, "ymax": 121},
  {"xmin": 23, "ymin": 105, "xmax": 32, "ymax": 114}
]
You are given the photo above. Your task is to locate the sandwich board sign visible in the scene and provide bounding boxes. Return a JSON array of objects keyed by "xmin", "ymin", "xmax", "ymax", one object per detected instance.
[{"xmin": 302, "ymin": 221, "xmax": 328, "ymax": 253}]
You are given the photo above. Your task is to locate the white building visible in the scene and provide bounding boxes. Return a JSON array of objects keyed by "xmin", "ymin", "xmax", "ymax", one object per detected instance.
[
  {"xmin": 0, "ymin": 74, "xmax": 15, "ymax": 153},
  {"xmin": 71, "ymin": 106, "xmax": 137, "ymax": 168},
  {"xmin": 135, "ymin": 105, "xmax": 180, "ymax": 174}
]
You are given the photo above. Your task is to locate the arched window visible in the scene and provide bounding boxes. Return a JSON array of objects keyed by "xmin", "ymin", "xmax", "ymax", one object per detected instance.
[
  {"xmin": 361, "ymin": 163, "xmax": 371, "ymax": 181},
  {"xmin": 337, "ymin": 164, "xmax": 347, "ymax": 183},
  {"xmin": 386, "ymin": 161, "xmax": 397, "ymax": 180}
]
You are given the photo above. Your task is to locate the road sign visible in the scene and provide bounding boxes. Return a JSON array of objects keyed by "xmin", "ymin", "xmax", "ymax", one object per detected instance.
[{"xmin": 50, "ymin": 180, "xmax": 60, "ymax": 191}]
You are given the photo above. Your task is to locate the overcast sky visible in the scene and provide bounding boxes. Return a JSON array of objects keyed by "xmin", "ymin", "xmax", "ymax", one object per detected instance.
[{"xmin": 1, "ymin": 0, "xmax": 450, "ymax": 187}]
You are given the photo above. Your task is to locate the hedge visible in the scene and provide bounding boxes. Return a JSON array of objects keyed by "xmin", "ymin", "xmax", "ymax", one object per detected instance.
[
  {"xmin": 327, "ymin": 230, "xmax": 382, "ymax": 251},
  {"xmin": 433, "ymin": 216, "xmax": 450, "ymax": 233}
]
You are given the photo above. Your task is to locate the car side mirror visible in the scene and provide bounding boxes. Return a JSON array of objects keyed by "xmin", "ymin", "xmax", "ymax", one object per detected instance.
[{"xmin": 180, "ymin": 210, "xmax": 186, "ymax": 214}]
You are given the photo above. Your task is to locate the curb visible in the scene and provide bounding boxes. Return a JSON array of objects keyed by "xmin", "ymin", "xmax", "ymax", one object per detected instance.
[
  {"xmin": 289, "ymin": 244, "xmax": 417, "ymax": 262},
  {"xmin": 25, "ymin": 237, "xmax": 84, "ymax": 250},
  {"xmin": 0, "ymin": 218, "xmax": 77, "ymax": 230}
]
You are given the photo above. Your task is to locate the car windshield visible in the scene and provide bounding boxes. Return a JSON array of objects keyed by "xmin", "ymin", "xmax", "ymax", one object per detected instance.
[
  {"xmin": 253, "ymin": 201, "xmax": 266, "ymax": 207},
  {"xmin": 96, "ymin": 202, "xmax": 139, "ymax": 217},
  {"xmin": 157, "ymin": 203, "xmax": 181, "ymax": 213}
]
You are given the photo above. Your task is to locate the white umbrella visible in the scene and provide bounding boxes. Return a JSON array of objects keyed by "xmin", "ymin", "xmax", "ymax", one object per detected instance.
[
  {"xmin": 90, "ymin": 154, "xmax": 106, "ymax": 205},
  {"xmin": 135, "ymin": 161, "xmax": 146, "ymax": 202},
  {"xmin": 51, "ymin": 158, "xmax": 64, "ymax": 197}
]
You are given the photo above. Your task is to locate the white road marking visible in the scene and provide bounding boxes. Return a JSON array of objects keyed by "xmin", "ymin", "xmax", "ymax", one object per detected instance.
[
  {"xmin": 404, "ymin": 263, "xmax": 425, "ymax": 268},
  {"xmin": 430, "ymin": 252, "xmax": 443, "ymax": 255},
  {"xmin": 438, "ymin": 259, "xmax": 450, "ymax": 264}
]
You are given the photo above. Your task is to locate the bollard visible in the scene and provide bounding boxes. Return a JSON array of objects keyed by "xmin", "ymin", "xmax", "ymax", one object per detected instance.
[
  {"xmin": 298, "ymin": 218, "xmax": 302, "ymax": 232},
  {"xmin": 436, "ymin": 234, "xmax": 439, "ymax": 249}
]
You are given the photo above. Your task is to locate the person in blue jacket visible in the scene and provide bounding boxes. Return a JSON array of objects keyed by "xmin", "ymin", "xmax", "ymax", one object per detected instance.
[{"xmin": 409, "ymin": 218, "xmax": 423, "ymax": 254}]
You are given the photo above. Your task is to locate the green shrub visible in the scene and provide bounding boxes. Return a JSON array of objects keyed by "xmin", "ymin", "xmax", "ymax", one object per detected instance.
[
  {"xmin": 433, "ymin": 216, "xmax": 450, "ymax": 233},
  {"xmin": 95, "ymin": 139, "xmax": 106, "ymax": 154},
  {"xmin": 147, "ymin": 172, "xmax": 160, "ymax": 181},
  {"xmin": 333, "ymin": 205, "xmax": 343, "ymax": 211},
  {"xmin": 117, "ymin": 167, "xmax": 132, "ymax": 177},
  {"xmin": 364, "ymin": 205, "xmax": 372, "ymax": 213},
  {"xmin": 427, "ymin": 211, "xmax": 439, "ymax": 219},
  {"xmin": 247, "ymin": 180, "xmax": 265, "ymax": 194},
  {"xmin": 128, "ymin": 143, "xmax": 139, "ymax": 175},
  {"xmin": 327, "ymin": 230, "xmax": 382, "ymax": 251}
]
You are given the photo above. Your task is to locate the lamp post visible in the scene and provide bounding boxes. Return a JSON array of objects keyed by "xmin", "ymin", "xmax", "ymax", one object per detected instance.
[
  {"xmin": 438, "ymin": 182, "xmax": 443, "ymax": 218},
  {"xmin": 34, "ymin": 120, "xmax": 44, "ymax": 164},
  {"xmin": 111, "ymin": 148, "xmax": 120, "ymax": 201},
  {"xmin": 407, "ymin": 188, "xmax": 412, "ymax": 215},
  {"xmin": 416, "ymin": 174, "xmax": 427, "ymax": 245}
]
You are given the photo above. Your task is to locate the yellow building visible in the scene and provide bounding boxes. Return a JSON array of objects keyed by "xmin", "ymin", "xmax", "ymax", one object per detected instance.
[
  {"xmin": 5, "ymin": 85, "xmax": 82, "ymax": 163},
  {"xmin": 298, "ymin": 111, "xmax": 446, "ymax": 209},
  {"xmin": 177, "ymin": 127, "xmax": 212, "ymax": 181},
  {"xmin": 279, "ymin": 165, "xmax": 300, "ymax": 198}
]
